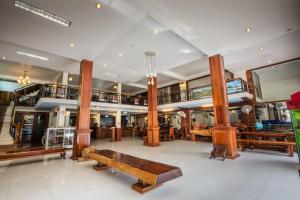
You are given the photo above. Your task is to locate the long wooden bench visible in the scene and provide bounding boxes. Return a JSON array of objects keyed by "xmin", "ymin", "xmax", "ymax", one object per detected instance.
[
  {"xmin": 237, "ymin": 139, "xmax": 295, "ymax": 157},
  {"xmin": 84, "ymin": 148, "xmax": 183, "ymax": 194},
  {"xmin": 0, "ymin": 146, "xmax": 66, "ymax": 161}
]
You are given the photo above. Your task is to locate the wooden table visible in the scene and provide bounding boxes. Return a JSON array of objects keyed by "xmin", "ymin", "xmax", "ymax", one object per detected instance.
[
  {"xmin": 0, "ymin": 146, "xmax": 66, "ymax": 161},
  {"xmin": 238, "ymin": 131, "xmax": 294, "ymax": 141},
  {"xmin": 87, "ymin": 149, "xmax": 183, "ymax": 194},
  {"xmin": 190, "ymin": 129, "xmax": 211, "ymax": 141}
]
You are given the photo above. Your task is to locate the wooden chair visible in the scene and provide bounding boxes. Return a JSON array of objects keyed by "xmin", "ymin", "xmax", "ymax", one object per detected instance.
[
  {"xmin": 210, "ymin": 144, "xmax": 227, "ymax": 161},
  {"xmin": 168, "ymin": 127, "xmax": 175, "ymax": 140}
]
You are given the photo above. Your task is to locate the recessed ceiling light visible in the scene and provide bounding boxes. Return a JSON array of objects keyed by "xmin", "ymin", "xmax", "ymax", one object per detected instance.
[
  {"xmin": 103, "ymin": 63, "xmax": 107, "ymax": 67},
  {"xmin": 245, "ymin": 28, "xmax": 252, "ymax": 33},
  {"xmin": 118, "ymin": 53, "xmax": 122, "ymax": 57},
  {"xmin": 268, "ymin": 60, "xmax": 272, "ymax": 64},
  {"xmin": 70, "ymin": 43, "xmax": 75, "ymax": 47},
  {"xmin": 259, "ymin": 47, "xmax": 264, "ymax": 50},
  {"xmin": 180, "ymin": 48, "xmax": 192, "ymax": 54},
  {"xmin": 154, "ymin": 29, "xmax": 158, "ymax": 34},
  {"xmin": 68, "ymin": 77, "xmax": 73, "ymax": 81},
  {"xmin": 95, "ymin": 3, "xmax": 102, "ymax": 9},
  {"xmin": 2, "ymin": 56, "xmax": 6, "ymax": 60},
  {"xmin": 14, "ymin": 0, "xmax": 71, "ymax": 27},
  {"xmin": 16, "ymin": 51, "xmax": 49, "ymax": 61}
]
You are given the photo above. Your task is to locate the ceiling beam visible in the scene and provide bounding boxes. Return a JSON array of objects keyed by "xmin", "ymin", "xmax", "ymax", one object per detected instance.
[
  {"xmin": 160, "ymin": 70, "xmax": 187, "ymax": 80},
  {"xmin": 127, "ymin": 82, "xmax": 147, "ymax": 89}
]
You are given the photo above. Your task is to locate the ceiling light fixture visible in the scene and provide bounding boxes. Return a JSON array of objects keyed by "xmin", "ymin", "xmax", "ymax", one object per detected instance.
[
  {"xmin": 245, "ymin": 28, "xmax": 252, "ymax": 33},
  {"xmin": 180, "ymin": 48, "xmax": 192, "ymax": 54},
  {"xmin": 103, "ymin": 63, "xmax": 107, "ymax": 67},
  {"xmin": 104, "ymin": 72, "xmax": 119, "ymax": 78},
  {"xmin": 16, "ymin": 51, "xmax": 49, "ymax": 61},
  {"xmin": 17, "ymin": 70, "xmax": 31, "ymax": 85},
  {"xmin": 70, "ymin": 43, "xmax": 75, "ymax": 47},
  {"xmin": 268, "ymin": 60, "xmax": 272, "ymax": 64},
  {"xmin": 118, "ymin": 53, "xmax": 122, "ymax": 57},
  {"xmin": 259, "ymin": 47, "xmax": 264, "ymax": 50},
  {"xmin": 14, "ymin": 0, "xmax": 71, "ymax": 27},
  {"xmin": 154, "ymin": 29, "xmax": 158, "ymax": 34},
  {"xmin": 95, "ymin": 3, "xmax": 102, "ymax": 9},
  {"xmin": 2, "ymin": 57, "xmax": 6, "ymax": 60},
  {"xmin": 162, "ymin": 108, "xmax": 174, "ymax": 112}
]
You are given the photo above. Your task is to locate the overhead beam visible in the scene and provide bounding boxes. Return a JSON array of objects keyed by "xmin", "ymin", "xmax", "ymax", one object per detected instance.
[
  {"xmin": 160, "ymin": 70, "xmax": 187, "ymax": 80},
  {"xmin": 128, "ymin": 82, "xmax": 147, "ymax": 89}
]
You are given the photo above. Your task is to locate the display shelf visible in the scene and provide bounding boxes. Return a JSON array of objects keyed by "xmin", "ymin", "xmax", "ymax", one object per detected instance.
[{"xmin": 44, "ymin": 127, "xmax": 75, "ymax": 149}]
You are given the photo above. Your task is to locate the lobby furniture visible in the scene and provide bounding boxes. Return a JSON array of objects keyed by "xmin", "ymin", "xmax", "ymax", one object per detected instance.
[
  {"xmin": 237, "ymin": 139, "xmax": 295, "ymax": 156},
  {"xmin": 210, "ymin": 144, "xmax": 227, "ymax": 161},
  {"xmin": 238, "ymin": 131, "xmax": 294, "ymax": 141},
  {"xmin": 0, "ymin": 146, "xmax": 66, "ymax": 161},
  {"xmin": 86, "ymin": 149, "xmax": 183, "ymax": 194},
  {"xmin": 168, "ymin": 127, "xmax": 175, "ymax": 140},
  {"xmin": 110, "ymin": 127, "xmax": 121, "ymax": 142},
  {"xmin": 190, "ymin": 129, "xmax": 212, "ymax": 141}
]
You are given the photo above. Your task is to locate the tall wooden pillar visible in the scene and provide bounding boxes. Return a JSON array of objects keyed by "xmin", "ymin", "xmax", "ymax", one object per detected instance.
[
  {"xmin": 145, "ymin": 76, "xmax": 160, "ymax": 147},
  {"xmin": 209, "ymin": 54, "xmax": 239, "ymax": 159},
  {"xmin": 72, "ymin": 60, "xmax": 93, "ymax": 160},
  {"xmin": 246, "ymin": 70, "xmax": 256, "ymax": 131}
]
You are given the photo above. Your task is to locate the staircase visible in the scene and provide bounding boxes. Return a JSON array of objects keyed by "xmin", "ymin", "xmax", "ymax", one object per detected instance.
[
  {"xmin": 14, "ymin": 83, "xmax": 42, "ymax": 106},
  {"xmin": 0, "ymin": 102, "xmax": 14, "ymax": 145}
]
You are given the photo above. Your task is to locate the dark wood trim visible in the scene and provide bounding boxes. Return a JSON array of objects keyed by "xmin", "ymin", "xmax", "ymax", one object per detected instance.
[{"xmin": 249, "ymin": 57, "xmax": 300, "ymax": 71}]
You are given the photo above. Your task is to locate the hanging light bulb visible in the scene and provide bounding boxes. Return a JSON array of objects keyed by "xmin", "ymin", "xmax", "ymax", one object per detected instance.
[
  {"xmin": 17, "ymin": 70, "xmax": 31, "ymax": 85},
  {"xmin": 145, "ymin": 51, "xmax": 157, "ymax": 80}
]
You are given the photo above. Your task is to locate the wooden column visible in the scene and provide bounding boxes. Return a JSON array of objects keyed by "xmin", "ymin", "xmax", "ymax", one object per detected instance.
[
  {"xmin": 72, "ymin": 60, "xmax": 93, "ymax": 160},
  {"xmin": 145, "ymin": 76, "xmax": 160, "ymax": 147},
  {"xmin": 209, "ymin": 54, "xmax": 239, "ymax": 159},
  {"xmin": 246, "ymin": 70, "xmax": 256, "ymax": 131}
]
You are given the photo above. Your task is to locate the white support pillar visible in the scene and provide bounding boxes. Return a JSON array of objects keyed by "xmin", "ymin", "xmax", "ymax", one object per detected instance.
[
  {"xmin": 115, "ymin": 110, "xmax": 121, "ymax": 128},
  {"xmin": 94, "ymin": 113, "xmax": 101, "ymax": 126},
  {"xmin": 56, "ymin": 106, "xmax": 66, "ymax": 127},
  {"xmin": 62, "ymin": 72, "xmax": 69, "ymax": 85}
]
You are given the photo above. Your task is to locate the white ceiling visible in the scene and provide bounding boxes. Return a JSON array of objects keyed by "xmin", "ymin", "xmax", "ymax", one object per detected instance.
[{"xmin": 0, "ymin": 0, "xmax": 299, "ymax": 92}]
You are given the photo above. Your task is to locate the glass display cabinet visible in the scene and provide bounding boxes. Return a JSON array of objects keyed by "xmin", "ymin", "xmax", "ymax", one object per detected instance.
[{"xmin": 44, "ymin": 127, "xmax": 75, "ymax": 149}]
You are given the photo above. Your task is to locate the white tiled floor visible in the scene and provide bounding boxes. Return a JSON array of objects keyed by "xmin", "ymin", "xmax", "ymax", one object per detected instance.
[{"xmin": 0, "ymin": 138, "xmax": 299, "ymax": 200}]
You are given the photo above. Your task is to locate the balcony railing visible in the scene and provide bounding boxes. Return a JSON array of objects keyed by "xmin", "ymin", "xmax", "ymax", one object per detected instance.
[
  {"xmin": 16, "ymin": 78, "xmax": 247, "ymax": 107},
  {"xmin": 157, "ymin": 78, "xmax": 248, "ymax": 105},
  {"xmin": 36, "ymin": 84, "xmax": 148, "ymax": 106}
]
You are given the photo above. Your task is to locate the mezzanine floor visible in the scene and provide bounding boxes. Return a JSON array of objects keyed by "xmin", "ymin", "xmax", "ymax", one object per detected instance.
[{"xmin": 0, "ymin": 138, "xmax": 299, "ymax": 200}]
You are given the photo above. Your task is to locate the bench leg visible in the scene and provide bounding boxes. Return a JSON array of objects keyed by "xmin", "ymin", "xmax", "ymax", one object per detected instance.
[
  {"xmin": 132, "ymin": 179, "xmax": 161, "ymax": 194},
  {"xmin": 60, "ymin": 152, "xmax": 66, "ymax": 159},
  {"xmin": 93, "ymin": 162, "xmax": 110, "ymax": 171},
  {"xmin": 288, "ymin": 145, "xmax": 294, "ymax": 157}
]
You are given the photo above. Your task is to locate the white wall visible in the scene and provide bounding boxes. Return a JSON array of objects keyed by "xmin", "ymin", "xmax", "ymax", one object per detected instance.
[{"xmin": 260, "ymin": 78, "xmax": 300, "ymax": 101}]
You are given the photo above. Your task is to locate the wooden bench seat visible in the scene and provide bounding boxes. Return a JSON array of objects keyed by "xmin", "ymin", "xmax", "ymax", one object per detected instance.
[
  {"xmin": 85, "ymin": 149, "xmax": 183, "ymax": 194},
  {"xmin": 0, "ymin": 146, "xmax": 66, "ymax": 161},
  {"xmin": 237, "ymin": 139, "xmax": 295, "ymax": 157}
]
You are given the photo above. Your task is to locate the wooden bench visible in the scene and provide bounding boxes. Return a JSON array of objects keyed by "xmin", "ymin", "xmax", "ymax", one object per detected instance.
[
  {"xmin": 0, "ymin": 146, "xmax": 66, "ymax": 161},
  {"xmin": 85, "ymin": 148, "xmax": 183, "ymax": 194},
  {"xmin": 237, "ymin": 139, "xmax": 295, "ymax": 157}
]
